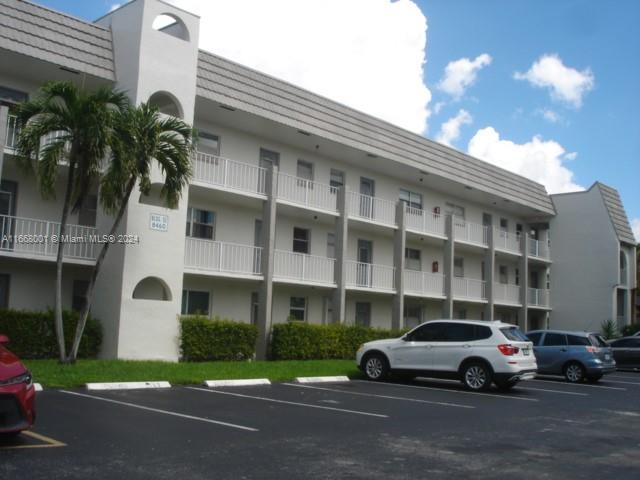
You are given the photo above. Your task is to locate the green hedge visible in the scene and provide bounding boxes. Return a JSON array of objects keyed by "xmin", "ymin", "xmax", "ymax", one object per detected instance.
[
  {"xmin": 180, "ymin": 316, "xmax": 258, "ymax": 361},
  {"xmin": 271, "ymin": 322, "xmax": 405, "ymax": 360},
  {"xmin": 621, "ymin": 323, "xmax": 640, "ymax": 337},
  {"xmin": 0, "ymin": 309, "xmax": 102, "ymax": 359}
]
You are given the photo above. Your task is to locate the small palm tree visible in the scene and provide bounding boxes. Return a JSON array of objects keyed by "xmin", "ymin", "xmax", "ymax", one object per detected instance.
[
  {"xmin": 601, "ymin": 319, "xmax": 620, "ymax": 340},
  {"xmin": 15, "ymin": 82, "xmax": 129, "ymax": 362},
  {"xmin": 67, "ymin": 102, "xmax": 193, "ymax": 362}
]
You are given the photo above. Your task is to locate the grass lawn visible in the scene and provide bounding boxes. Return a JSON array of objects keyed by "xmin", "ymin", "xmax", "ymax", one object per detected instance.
[{"xmin": 24, "ymin": 359, "xmax": 362, "ymax": 389}]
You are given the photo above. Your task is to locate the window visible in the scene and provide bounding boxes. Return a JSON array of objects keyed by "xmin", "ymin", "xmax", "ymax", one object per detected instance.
[
  {"xmin": 444, "ymin": 323, "xmax": 492, "ymax": 342},
  {"xmin": 515, "ymin": 268, "xmax": 520, "ymax": 286},
  {"xmin": 327, "ymin": 233, "xmax": 336, "ymax": 259},
  {"xmin": 404, "ymin": 303, "xmax": 422, "ymax": 329},
  {"xmin": 567, "ymin": 335, "xmax": 590, "ymax": 346},
  {"xmin": 516, "ymin": 223, "xmax": 523, "ymax": 237},
  {"xmin": 405, "ymin": 248, "xmax": 421, "ymax": 271},
  {"xmin": 482, "ymin": 213, "xmax": 492, "ymax": 227},
  {"xmin": 72, "ymin": 280, "xmax": 89, "ymax": 312},
  {"xmin": 296, "ymin": 160, "xmax": 313, "ymax": 181},
  {"xmin": 329, "ymin": 169, "xmax": 344, "ymax": 188},
  {"xmin": 408, "ymin": 322, "xmax": 446, "ymax": 342},
  {"xmin": 78, "ymin": 195, "xmax": 97, "ymax": 227},
  {"xmin": 181, "ymin": 290, "xmax": 210, "ymax": 316},
  {"xmin": 323, "ymin": 296, "xmax": 334, "ymax": 324},
  {"xmin": 293, "ymin": 227, "xmax": 310, "ymax": 254},
  {"xmin": 198, "ymin": 132, "xmax": 220, "ymax": 156},
  {"xmin": 399, "ymin": 189, "xmax": 423, "ymax": 210},
  {"xmin": 500, "ymin": 327, "xmax": 529, "ymax": 342},
  {"xmin": 500, "ymin": 218, "xmax": 508, "ymax": 232},
  {"xmin": 250, "ymin": 292, "xmax": 259, "ymax": 325},
  {"xmin": 526, "ymin": 332, "xmax": 543, "ymax": 346},
  {"xmin": 445, "ymin": 202, "xmax": 465, "ymax": 220},
  {"xmin": 542, "ymin": 333, "xmax": 567, "ymax": 346},
  {"xmin": 454, "ymin": 257, "xmax": 464, "ymax": 277},
  {"xmin": 186, "ymin": 207, "xmax": 215, "ymax": 239},
  {"xmin": 456, "ymin": 309, "xmax": 467, "ymax": 320},
  {"xmin": 289, "ymin": 297, "xmax": 306, "ymax": 321},
  {"xmin": 0, "ymin": 274, "xmax": 9, "ymax": 309},
  {"xmin": 355, "ymin": 302, "xmax": 371, "ymax": 327},
  {"xmin": 259, "ymin": 148, "xmax": 280, "ymax": 168},
  {"xmin": 499, "ymin": 265, "xmax": 508, "ymax": 284},
  {"xmin": 481, "ymin": 261, "xmax": 485, "ymax": 281}
]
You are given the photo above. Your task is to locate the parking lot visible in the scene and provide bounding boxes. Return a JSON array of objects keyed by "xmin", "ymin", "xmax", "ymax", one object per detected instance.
[{"xmin": 2, "ymin": 372, "xmax": 640, "ymax": 480}]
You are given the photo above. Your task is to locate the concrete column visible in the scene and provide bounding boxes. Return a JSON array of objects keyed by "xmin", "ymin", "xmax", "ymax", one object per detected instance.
[
  {"xmin": 0, "ymin": 105, "xmax": 8, "ymax": 182},
  {"xmin": 332, "ymin": 187, "xmax": 348, "ymax": 323},
  {"xmin": 443, "ymin": 215, "xmax": 455, "ymax": 319},
  {"xmin": 484, "ymin": 226, "xmax": 495, "ymax": 321},
  {"xmin": 519, "ymin": 229, "xmax": 530, "ymax": 331},
  {"xmin": 256, "ymin": 165, "xmax": 278, "ymax": 360},
  {"xmin": 392, "ymin": 202, "xmax": 406, "ymax": 330}
]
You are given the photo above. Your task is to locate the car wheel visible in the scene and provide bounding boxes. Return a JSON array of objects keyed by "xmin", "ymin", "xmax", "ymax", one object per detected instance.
[
  {"xmin": 586, "ymin": 374, "xmax": 603, "ymax": 383},
  {"xmin": 461, "ymin": 362, "xmax": 492, "ymax": 391},
  {"xmin": 362, "ymin": 353, "xmax": 389, "ymax": 381},
  {"xmin": 494, "ymin": 379, "xmax": 518, "ymax": 391},
  {"xmin": 564, "ymin": 362, "xmax": 585, "ymax": 383}
]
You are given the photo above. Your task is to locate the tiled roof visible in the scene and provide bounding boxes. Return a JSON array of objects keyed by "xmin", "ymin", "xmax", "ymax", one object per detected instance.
[{"xmin": 596, "ymin": 182, "xmax": 636, "ymax": 244}]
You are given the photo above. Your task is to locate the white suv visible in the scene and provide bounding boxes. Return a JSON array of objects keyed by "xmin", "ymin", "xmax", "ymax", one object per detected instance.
[{"xmin": 356, "ymin": 320, "xmax": 537, "ymax": 391}]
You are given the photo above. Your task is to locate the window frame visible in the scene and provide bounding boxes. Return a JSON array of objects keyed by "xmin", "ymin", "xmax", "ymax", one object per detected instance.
[
  {"xmin": 181, "ymin": 290, "xmax": 211, "ymax": 316},
  {"xmin": 329, "ymin": 169, "xmax": 344, "ymax": 189},
  {"xmin": 289, "ymin": 296, "xmax": 307, "ymax": 322},
  {"xmin": 404, "ymin": 247, "xmax": 422, "ymax": 271},
  {"xmin": 453, "ymin": 257, "xmax": 464, "ymax": 278},
  {"xmin": 292, "ymin": 227, "xmax": 310, "ymax": 254},
  {"xmin": 399, "ymin": 188, "xmax": 423, "ymax": 210},
  {"xmin": 186, "ymin": 207, "xmax": 215, "ymax": 240}
]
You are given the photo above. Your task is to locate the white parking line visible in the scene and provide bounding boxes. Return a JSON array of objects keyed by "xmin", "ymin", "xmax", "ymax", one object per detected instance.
[
  {"xmin": 187, "ymin": 387, "xmax": 388, "ymax": 418},
  {"xmin": 517, "ymin": 386, "xmax": 589, "ymax": 396},
  {"xmin": 530, "ymin": 379, "xmax": 626, "ymax": 391},
  {"xmin": 352, "ymin": 380, "xmax": 539, "ymax": 402},
  {"xmin": 59, "ymin": 390, "xmax": 258, "ymax": 432},
  {"xmin": 599, "ymin": 379, "xmax": 640, "ymax": 386},
  {"xmin": 282, "ymin": 383, "xmax": 475, "ymax": 409}
]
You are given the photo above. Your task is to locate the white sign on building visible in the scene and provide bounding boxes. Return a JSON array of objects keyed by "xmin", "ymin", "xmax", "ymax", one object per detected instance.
[{"xmin": 150, "ymin": 213, "xmax": 169, "ymax": 232}]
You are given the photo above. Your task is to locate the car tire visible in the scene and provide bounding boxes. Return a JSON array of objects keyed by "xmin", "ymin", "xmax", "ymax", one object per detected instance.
[
  {"xmin": 586, "ymin": 374, "xmax": 603, "ymax": 383},
  {"xmin": 494, "ymin": 379, "xmax": 518, "ymax": 391},
  {"xmin": 461, "ymin": 362, "xmax": 493, "ymax": 391},
  {"xmin": 564, "ymin": 362, "xmax": 585, "ymax": 383},
  {"xmin": 362, "ymin": 353, "xmax": 389, "ymax": 381}
]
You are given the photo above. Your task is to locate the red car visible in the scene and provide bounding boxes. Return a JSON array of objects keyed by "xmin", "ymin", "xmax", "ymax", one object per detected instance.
[{"xmin": 0, "ymin": 335, "xmax": 36, "ymax": 436}]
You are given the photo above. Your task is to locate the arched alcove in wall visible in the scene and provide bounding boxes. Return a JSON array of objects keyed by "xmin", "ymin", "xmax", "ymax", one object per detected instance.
[
  {"xmin": 148, "ymin": 91, "xmax": 183, "ymax": 118},
  {"xmin": 152, "ymin": 13, "xmax": 190, "ymax": 42},
  {"xmin": 132, "ymin": 276, "xmax": 172, "ymax": 301}
]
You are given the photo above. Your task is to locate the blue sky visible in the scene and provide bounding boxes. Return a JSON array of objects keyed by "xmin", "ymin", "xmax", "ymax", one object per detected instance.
[{"xmin": 34, "ymin": 0, "xmax": 639, "ymax": 235}]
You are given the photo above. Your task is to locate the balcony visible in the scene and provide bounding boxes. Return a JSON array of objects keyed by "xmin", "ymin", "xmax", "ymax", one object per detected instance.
[
  {"xmin": 347, "ymin": 192, "xmax": 396, "ymax": 227},
  {"xmin": 276, "ymin": 173, "xmax": 338, "ymax": 213},
  {"xmin": 345, "ymin": 261, "xmax": 395, "ymax": 293},
  {"xmin": 452, "ymin": 277, "xmax": 487, "ymax": 302},
  {"xmin": 404, "ymin": 270, "xmax": 445, "ymax": 298},
  {"xmin": 4, "ymin": 114, "xmax": 67, "ymax": 155},
  {"xmin": 493, "ymin": 283, "xmax": 521, "ymax": 306},
  {"xmin": 405, "ymin": 207, "xmax": 446, "ymax": 238},
  {"xmin": 192, "ymin": 152, "xmax": 267, "ymax": 197},
  {"xmin": 494, "ymin": 229, "xmax": 522, "ymax": 255},
  {"xmin": 529, "ymin": 238, "xmax": 550, "ymax": 261},
  {"xmin": 0, "ymin": 214, "xmax": 98, "ymax": 263},
  {"xmin": 528, "ymin": 288, "xmax": 551, "ymax": 308},
  {"xmin": 184, "ymin": 237, "xmax": 262, "ymax": 279},
  {"xmin": 273, "ymin": 250, "xmax": 335, "ymax": 286},
  {"xmin": 453, "ymin": 218, "xmax": 488, "ymax": 247}
]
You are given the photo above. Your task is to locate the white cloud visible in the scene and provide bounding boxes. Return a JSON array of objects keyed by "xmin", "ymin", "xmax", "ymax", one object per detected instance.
[
  {"xmin": 468, "ymin": 127, "xmax": 583, "ymax": 194},
  {"xmin": 563, "ymin": 151, "xmax": 578, "ymax": 161},
  {"xmin": 435, "ymin": 109, "xmax": 472, "ymax": 147},
  {"xmin": 433, "ymin": 101, "xmax": 446, "ymax": 115},
  {"xmin": 539, "ymin": 108, "xmax": 561, "ymax": 123},
  {"xmin": 168, "ymin": 0, "xmax": 431, "ymax": 133},
  {"xmin": 438, "ymin": 53, "xmax": 492, "ymax": 99},
  {"xmin": 514, "ymin": 54, "xmax": 594, "ymax": 108},
  {"xmin": 632, "ymin": 218, "xmax": 640, "ymax": 243}
]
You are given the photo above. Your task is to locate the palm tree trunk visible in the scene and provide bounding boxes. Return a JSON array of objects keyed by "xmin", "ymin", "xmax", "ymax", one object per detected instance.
[
  {"xmin": 67, "ymin": 177, "xmax": 137, "ymax": 363},
  {"xmin": 55, "ymin": 158, "xmax": 77, "ymax": 363}
]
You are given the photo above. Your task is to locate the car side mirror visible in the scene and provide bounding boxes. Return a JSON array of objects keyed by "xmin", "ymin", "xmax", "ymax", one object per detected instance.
[{"xmin": 0, "ymin": 335, "xmax": 9, "ymax": 345}]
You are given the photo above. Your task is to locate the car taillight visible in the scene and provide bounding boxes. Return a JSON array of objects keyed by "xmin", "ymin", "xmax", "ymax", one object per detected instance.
[
  {"xmin": 498, "ymin": 344, "xmax": 520, "ymax": 356},
  {"xmin": 585, "ymin": 346, "xmax": 599, "ymax": 353}
]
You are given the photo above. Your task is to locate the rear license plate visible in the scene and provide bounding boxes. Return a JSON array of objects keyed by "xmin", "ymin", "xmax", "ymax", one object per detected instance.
[
  {"xmin": 605, "ymin": 354, "xmax": 611, "ymax": 361},
  {"xmin": 522, "ymin": 348, "xmax": 530, "ymax": 356}
]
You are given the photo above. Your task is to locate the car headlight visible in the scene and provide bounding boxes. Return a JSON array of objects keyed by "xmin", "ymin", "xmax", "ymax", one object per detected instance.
[{"xmin": 0, "ymin": 372, "xmax": 33, "ymax": 388}]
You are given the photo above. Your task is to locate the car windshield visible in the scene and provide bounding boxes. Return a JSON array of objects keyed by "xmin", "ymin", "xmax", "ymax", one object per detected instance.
[
  {"xmin": 500, "ymin": 327, "xmax": 529, "ymax": 342},
  {"xmin": 589, "ymin": 334, "xmax": 608, "ymax": 348}
]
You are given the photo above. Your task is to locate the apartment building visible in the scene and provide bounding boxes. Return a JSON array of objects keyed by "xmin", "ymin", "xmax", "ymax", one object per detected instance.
[
  {"xmin": 0, "ymin": 0, "xmax": 583, "ymax": 361},
  {"xmin": 550, "ymin": 183, "xmax": 637, "ymax": 332}
]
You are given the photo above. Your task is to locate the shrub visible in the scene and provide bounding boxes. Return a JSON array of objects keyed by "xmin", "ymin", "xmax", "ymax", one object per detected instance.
[
  {"xmin": 0, "ymin": 309, "xmax": 102, "ymax": 359},
  {"xmin": 601, "ymin": 319, "xmax": 620, "ymax": 340},
  {"xmin": 621, "ymin": 323, "xmax": 640, "ymax": 337},
  {"xmin": 180, "ymin": 316, "xmax": 258, "ymax": 361},
  {"xmin": 271, "ymin": 322, "xmax": 405, "ymax": 360}
]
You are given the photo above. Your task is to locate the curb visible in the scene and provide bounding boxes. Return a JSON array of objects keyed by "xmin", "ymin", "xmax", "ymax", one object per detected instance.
[
  {"xmin": 204, "ymin": 379, "xmax": 271, "ymax": 388},
  {"xmin": 86, "ymin": 381, "xmax": 171, "ymax": 391},
  {"xmin": 295, "ymin": 376, "xmax": 350, "ymax": 384}
]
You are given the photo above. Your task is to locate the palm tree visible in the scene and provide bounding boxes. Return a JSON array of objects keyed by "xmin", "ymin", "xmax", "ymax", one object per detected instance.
[
  {"xmin": 15, "ymin": 82, "xmax": 129, "ymax": 362},
  {"xmin": 67, "ymin": 102, "xmax": 193, "ymax": 362}
]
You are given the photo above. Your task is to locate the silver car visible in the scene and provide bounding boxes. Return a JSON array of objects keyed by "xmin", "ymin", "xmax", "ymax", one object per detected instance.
[{"xmin": 526, "ymin": 330, "xmax": 615, "ymax": 383}]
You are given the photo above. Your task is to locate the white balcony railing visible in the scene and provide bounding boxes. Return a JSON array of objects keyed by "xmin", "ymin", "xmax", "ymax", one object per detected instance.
[
  {"xmin": 273, "ymin": 250, "xmax": 335, "ymax": 285},
  {"xmin": 347, "ymin": 192, "xmax": 396, "ymax": 227},
  {"xmin": 494, "ymin": 228, "xmax": 522, "ymax": 254},
  {"xmin": 494, "ymin": 283, "xmax": 521, "ymax": 305},
  {"xmin": 0, "ymin": 214, "xmax": 98, "ymax": 261},
  {"xmin": 345, "ymin": 261, "xmax": 395, "ymax": 291},
  {"xmin": 453, "ymin": 217, "xmax": 488, "ymax": 247},
  {"xmin": 192, "ymin": 152, "xmax": 267, "ymax": 196},
  {"xmin": 528, "ymin": 288, "xmax": 551, "ymax": 308},
  {"xmin": 405, "ymin": 207, "xmax": 446, "ymax": 237},
  {"xmin": 452, "ymin": 277, "xmax": 487, "ymax": 301},
  {"xmin": 529, "ymin": 238, "xmax": 550, "ymax": 260},
  {"xmin": 404, "ymin": 270, "xmax": 445, "ymax": 298},
  {"xmin": 276, "ymin": 173, "xmax": 338, "ymax": 213},
  {"xmin": 184, "ymin": 237, "xmax": 262, "ymax": 277}
]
